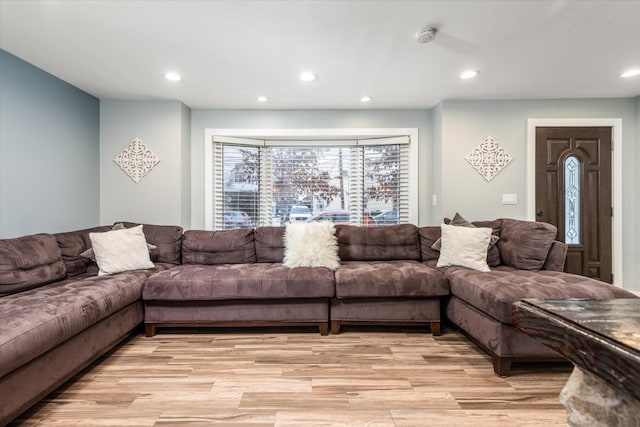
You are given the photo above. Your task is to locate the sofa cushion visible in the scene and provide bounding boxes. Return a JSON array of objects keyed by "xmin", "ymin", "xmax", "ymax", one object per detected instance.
[
  {"xmin": 335, "ymin": 260, "xmax": 448, "ymax": 298},
  {"xmin": 0, "ymin": 265, "xmax": 172, "ymax": 378},
  {"xmin": 90, "ymin": 225, "xmax": 155, "ymax": 276},
  {"xmin": 418, "ymin": 226, "xmax": 441, "ymax": 261},
  {"xmin": 419, "ymin": 221, "xmax": 502, "ymax": 267},
  {"xmin": 497, "ymin": 219, "xmax": 557, "ymax": 270},
  {"xmin": 80, "ymin": 223, "xmax": 156, "ymax": 262},
  {"xmin": 143, "ymin": 263, "xmax": 335, "ymax": 301},
  {"xmin": 336, "ymin": 224, "xmax": 420, "ymax": 261},
  {"xmin": 542, "ymin": 241, "xmax": 568, "ymax": 271},
  {"xmin": 0, "ymin": 234, "xmax": 67, "ymax": 296},
  {"xmin": 446, "ymin": 265, "xmax": 639, "ymax": 325},
  {"xmin": 121, "ymin": 222, "xmax": 183, "ymax": 265},
  {"xmin": 471, "ymin": 219, "xmax": 503, "ymax": 267},
  {"xmin": 55, "ymin": 226, "xmax": 112, "ymax": 277},
  {"xmin": 431, "ymin": 214, "xmax": 502, "ymax": 267},
  {"xmin": 254, "ymin": 226, "xmax": 285, "ymax": 262},
  {"xmin": 436, "ymin": 224, "xmax": 492, "ymax": 272},
  {"xmin": 283, "ymin": 222, "xmax": 340, "ymax": 270},
  {"xmin": 182, "ymin": 229, "xmax": 256, "ymax": 265},
  {"xmin": 431, "ymin": 213, "xmax": 499, "ymax": 250}
]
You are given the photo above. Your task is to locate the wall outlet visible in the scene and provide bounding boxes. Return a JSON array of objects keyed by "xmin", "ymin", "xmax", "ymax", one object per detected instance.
[
  {"xmin": 502, "ymin": 193, "xmax": 518, "ymax": 205},
  {"xmin": 432, "ymin": 194, "xmax": 437, "ymax": 207}
]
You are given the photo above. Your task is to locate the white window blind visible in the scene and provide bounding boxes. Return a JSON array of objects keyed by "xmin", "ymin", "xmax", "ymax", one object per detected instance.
[{"xmin": 212, "ymin": 136, "xmax": 410, "ymax": 229}]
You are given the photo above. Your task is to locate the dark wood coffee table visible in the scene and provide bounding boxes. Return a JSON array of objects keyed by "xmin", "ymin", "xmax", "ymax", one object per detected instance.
[{"xmin": 513, "ymin": 298, "xmax": 640, "ymax": 426}]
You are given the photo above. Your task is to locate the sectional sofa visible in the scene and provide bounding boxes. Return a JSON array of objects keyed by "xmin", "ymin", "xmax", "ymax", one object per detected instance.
[
  {"xmin": 0, "ymin": 223, "xmax": 183, "ymax": 426},
  {"xmin": 1, "ymin": 219, "xmax": 637, "ymax": 425}
]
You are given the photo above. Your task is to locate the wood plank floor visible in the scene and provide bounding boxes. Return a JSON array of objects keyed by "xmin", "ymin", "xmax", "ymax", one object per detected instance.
[{"xmin": 12, "ymin": 326, "xmax": 572, "ymax": 426}]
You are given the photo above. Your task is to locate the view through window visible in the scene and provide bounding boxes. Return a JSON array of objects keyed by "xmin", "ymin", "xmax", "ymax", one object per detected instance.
[{"xmin": 212, "ymin": 137, "xmax": 410, "ymax": 229}]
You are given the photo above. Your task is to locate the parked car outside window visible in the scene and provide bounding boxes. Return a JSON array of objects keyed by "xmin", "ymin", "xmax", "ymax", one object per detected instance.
[
  {"xmin": 372, "ymin": 210, "xmax": 398, "ymax": 225},
  {"xmin": 309, "ymin": 210, "xmax": 375, "ymax": 226},
  {"xmin": 288, "ymin": 205, "xmax": 312, "ymax": 222},
  {"xmin": 224, "ymin": 211, "xmax": 253, "ymax": 229}
]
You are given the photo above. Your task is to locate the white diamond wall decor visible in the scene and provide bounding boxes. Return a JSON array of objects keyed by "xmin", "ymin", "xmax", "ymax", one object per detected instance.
[
  {"xmin": 465, "ymin": 136, "xmax": 513, "ymax": 181},
  {"xmin": 114, "ymin": 138, "xmax": 160, "ymax": 183}
]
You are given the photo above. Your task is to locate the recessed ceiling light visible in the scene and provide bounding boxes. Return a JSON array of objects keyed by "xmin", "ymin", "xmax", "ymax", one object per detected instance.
[
  {"xmin": 460, "ymin": 70, "xmax": 479, "ymax": 79},
  {"xmin": 257, "ymin": 96, "xmax": 268, "ymax": 102},
  {"xmin": 164, "ymin": 72, "xmax": 181, "ymax": 81},
  {"xmin": 360, "ymin": 96, "xmax": 371, "ymax": 103},
  {"xmin": 620, "ymin": 68, "xmax": 640, "ymax": 78},
  {"xmin": 299, "ymin": 71, "xmax": 318, "ymax": 82}
]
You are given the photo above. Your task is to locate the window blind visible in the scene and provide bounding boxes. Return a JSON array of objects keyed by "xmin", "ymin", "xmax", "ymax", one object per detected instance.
[{"xmin": 212, "ymin": 135, "xmax": 410, "ymax": 229}]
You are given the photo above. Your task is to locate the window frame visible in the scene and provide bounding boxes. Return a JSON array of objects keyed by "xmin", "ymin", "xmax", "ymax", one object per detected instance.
[{"xmin": 204, "ymin": 128, "xmax": 419, "ymax": 230}]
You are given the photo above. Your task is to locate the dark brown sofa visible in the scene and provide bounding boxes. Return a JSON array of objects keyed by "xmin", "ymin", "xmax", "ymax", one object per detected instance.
[
  {"xmin": 143, "ymin": 227, "xmax": 336, "ymax": 336},
  {"xmin": 330, "ymin": 224, "xmax": 448, "ymax": 335},
  {"xmin": 419, "ymin": 219, "xmax": 638, "ymax": 376},
  {"xmin": 3, "ymin": 218, "xmax": 637, "ymax": 424},
  {"xmin": 0, "ymin": 223, "xmax": 182, "ymax": 425},
  {"xmin": 143, "ymin": 224, "xmax": 450, "ymax": 337},
  {"xmin": 142, "ymin": 220, "xmax": 638, "ymax": 378}
]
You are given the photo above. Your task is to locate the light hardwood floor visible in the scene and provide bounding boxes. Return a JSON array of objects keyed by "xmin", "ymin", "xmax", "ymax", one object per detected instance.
[{"xmin": 13, "ymin": 326, "xmax": 572, "ymax": 426}]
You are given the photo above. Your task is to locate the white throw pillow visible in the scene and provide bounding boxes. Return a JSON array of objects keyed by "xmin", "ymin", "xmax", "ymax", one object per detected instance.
[
  {"xmin": 89, "ymin": 225, "xmax": 154, "ymax": 276},
  {"xmin": 80, "ymin": 223, "xmax": 156, "ymax": 261},
  {"xmin": 283, "ymin": 221, "xmax": 341, "ymax": 270},
  {"xmin": 436, "ymin": 223, "xmax": 492, "ymax": 272}
]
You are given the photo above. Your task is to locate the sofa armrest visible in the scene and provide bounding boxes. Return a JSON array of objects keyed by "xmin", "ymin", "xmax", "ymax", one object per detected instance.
[{"xmin": 541, "ymin": 240, "xmax": 567, "ymax": 271}]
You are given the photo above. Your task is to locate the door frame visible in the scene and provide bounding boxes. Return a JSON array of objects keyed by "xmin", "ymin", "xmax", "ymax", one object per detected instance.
[{"xmin": 526, "ymin": 118, "xmax": 622, "ymax": 286}]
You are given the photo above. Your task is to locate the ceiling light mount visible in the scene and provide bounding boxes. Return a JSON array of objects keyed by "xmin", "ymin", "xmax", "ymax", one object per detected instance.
[{"xmin": 416, "ymin": 27, "xmax": 437, "ymax": 44}]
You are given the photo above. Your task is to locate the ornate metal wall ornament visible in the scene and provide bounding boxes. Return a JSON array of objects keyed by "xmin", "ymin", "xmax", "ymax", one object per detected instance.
[
  {"xmin": 114, "ymin": 138, "xmax": 159, "ymax": 183},
  {"xmin": 465, "ymin": 136, "xmax": 512, "ymax": 181}
]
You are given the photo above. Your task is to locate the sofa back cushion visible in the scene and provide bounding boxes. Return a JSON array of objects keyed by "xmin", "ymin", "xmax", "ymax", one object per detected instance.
[
  {"xmin": 418, "ymin": 226, "xmax": 441, "ymax": 261},
  {"xmin": 0, "ymin": 234, "xmax": 67, "ymax": 296},
  {"xmin": 497, "ymin": 219, "xmax": 557, "ymax": 270},
  {"xmin": 254, "ymin": 226, "xmax": 285, "ymax": 262},
  {"xmin": 55, "ymin": 225, "xmax": 112, "ymax": 276},
  {"xmin": 419, "ymin": 219, "xmax": 502, "ymax": 267},
  {"xmin": 121, "ymin": 222, "xmax": 183, "ymax": 265},
  {"xmin": 542, "ymin": 240, "xmax": 568, "ymax": 271},
  {"xmin": 336, "ymin": 224, "xmax": 420, "ymax": 261},
  {"xmin": 471, "ymin": 219, "xmax": 503, "ymax": 267},
  {"xmin": 182, "ymin": 229, "xmax": 256, "ymax": 265}
]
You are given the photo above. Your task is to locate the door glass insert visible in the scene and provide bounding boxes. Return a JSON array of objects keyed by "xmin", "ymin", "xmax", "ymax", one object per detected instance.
[{"xmin": 564, "ymin": 155, "xmax": 581, "ymax": 244}]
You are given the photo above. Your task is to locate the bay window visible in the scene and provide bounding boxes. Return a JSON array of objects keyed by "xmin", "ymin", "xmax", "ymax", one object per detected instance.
[{"xmin": 206, "ymin": 132, "xmax": 416, "ymax": 230}]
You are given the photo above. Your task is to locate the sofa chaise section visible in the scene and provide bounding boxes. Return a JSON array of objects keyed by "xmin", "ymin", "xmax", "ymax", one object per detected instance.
[
  {"xmin": 331, "ymin": 224, "xmax": 448, "ymax": 335},
  {"xmin": 143, "ymin": 228, "xmax": 335, "ymax": 336},
  {"xmin": 0, "ymin": 223, "xmax": 183, "ymax": 425},
  {"xmin": 438, "ymin": 219, "xmax": 639, "ymax": 376}
]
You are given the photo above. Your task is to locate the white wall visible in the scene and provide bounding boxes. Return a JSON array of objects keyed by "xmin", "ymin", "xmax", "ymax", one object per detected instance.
[
  {"xmin": 0, "ymin": 50, "xmax": 99, "ymax": 238},
  {"xmin": 100, "ymin": 100, "xmax": 191, "ymax": 227},
  {"xmin": 190, "ymin": 109, "xmax": 433, "ymax": 229},
  {"xmin": 180, "ymin": 103, "xmax": 192, "ymax": 229},
  {"xmin": 431, "ymin": 103, "xmax": 443, "ymax": 222},
  {"xmin": 433, "ymin": 98, "xmax": 638, "ymax": 291},
  {"xmin": 634, "ymin": 96, "xmax": 640, "ymax": 292}
]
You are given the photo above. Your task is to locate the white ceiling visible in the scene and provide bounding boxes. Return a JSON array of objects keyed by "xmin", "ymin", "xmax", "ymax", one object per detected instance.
[{"xmin": 1, "ymin": 0, "xmax": 639, "ymax": 109}]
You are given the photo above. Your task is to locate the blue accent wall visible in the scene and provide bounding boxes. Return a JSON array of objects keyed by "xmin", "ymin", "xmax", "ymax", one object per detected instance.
[{"xmin": 0, "ymin": 49, "xmax": 100, "ymax": 238}]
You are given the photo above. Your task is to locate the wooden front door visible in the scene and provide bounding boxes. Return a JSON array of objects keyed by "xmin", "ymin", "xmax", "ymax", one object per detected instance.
[{"xmin": 535, "ymin": 127, "xmax": 612, "ymax": 282}]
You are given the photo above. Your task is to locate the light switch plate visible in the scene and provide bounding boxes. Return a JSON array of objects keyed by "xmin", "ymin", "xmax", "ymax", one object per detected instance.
[{"xmin": 502, "ymin": 193, "xmax": 518, "ymax": 205}]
